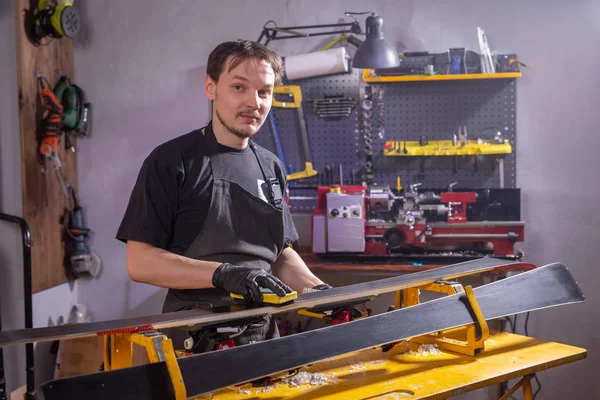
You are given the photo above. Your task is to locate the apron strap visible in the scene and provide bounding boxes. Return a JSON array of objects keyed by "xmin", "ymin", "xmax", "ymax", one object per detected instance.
[
  {"xmin": 203, "ymin": 121, "xmax": 224, "ymax": 177},
  {"xmin": 203, "ymin": 120, "xmax": 220, "ymax": 156},
  {"xmin": 249, "ymin": 140, "xmax": 283, "ymax": 210},
  {"xmin": 204, "ymin": 121, "xmax": 283, "ymax": 210}
]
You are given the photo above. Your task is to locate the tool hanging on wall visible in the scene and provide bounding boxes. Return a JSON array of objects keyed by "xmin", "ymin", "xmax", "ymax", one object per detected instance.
[
  {"xmin": 29, "ymin": 0, "xmax": 81, "ymax": 46},
  {"xmin": 272, "ymin": 85, "xmax": 318, "ymax": 182},
  {"xmin": 375, "ymin": 87, "xmax": 385, "ymax": 139},
  {"xmin": 36, "ymin": 70, "xmax": 72, "ymax": 198},
  {"xmin": 36, "ymin": 71, "xmax": 101, "ymax": 279},
  {"xmin": 53, "ymin": 74, "xmax": 91, "ymax": 152},
  {"xmin": 312, "ymin": 95, "xmax": 356, "ymax": 120},
  {"xmin": 61, "ymin": 188, "xmax": 102, "ymax": 278},
  {"xmin": 361, "ymin": 86, "xmax": 374, "ymax": 184},
  {"xmin": 267, "ymin": 111, "xmax": 288, "ymax": 176}
]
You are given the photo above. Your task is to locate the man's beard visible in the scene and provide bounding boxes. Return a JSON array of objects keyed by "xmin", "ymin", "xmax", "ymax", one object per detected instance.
[{"xmin": 215, "ymin": 108, "xmax": 257, "ymax": 139}]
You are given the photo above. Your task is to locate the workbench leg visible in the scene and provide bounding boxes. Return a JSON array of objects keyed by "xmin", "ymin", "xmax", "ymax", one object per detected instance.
[
  {"xmin": 394, "ymin": 291, "xmax": 401, "ymax": 310},
  {"xmin": 498, "ymin": 374, "xmax": 534, "ymax": 400},
  {"xmin": 401, "ymin": 288, "xmax": 420, "ymax": 308},
  {"xmin": 522, "ymin": 374, "xmax": 534, "ymax": 400}
]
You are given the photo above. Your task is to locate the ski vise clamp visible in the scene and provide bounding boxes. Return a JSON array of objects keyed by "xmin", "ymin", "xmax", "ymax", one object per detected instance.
[
  {"xmin": 103, "ymin": 330, "xmax": 186, "ymax": 399},
  {"xmin": 297, "ymin": 304, "xmax": 370, "ymax": 324},
  {"xmin": 399, "ymin": 280, "xmax": 490, "ymax": 356}
]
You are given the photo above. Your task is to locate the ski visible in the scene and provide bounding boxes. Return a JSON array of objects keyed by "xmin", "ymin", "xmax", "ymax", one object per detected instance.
[
  {"xmin": 0, "ymin": 257, "xmax": 531, "ymax": 348},
  {"xmin": 39, "ymin": 262, "xmax": 584, "ymax": 400}
]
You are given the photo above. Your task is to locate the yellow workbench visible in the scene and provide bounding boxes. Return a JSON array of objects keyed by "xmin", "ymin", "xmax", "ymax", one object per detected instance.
[{"xmin": 192, "ymin": 329, "xmax": 586, "ymax": 400}]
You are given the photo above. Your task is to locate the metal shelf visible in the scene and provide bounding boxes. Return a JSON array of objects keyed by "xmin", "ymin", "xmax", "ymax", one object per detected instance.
[
  {"xmin": 362, "ymin": 70, "xmax": 522, "ymax": 83},
  {"xmin": 383, "ymin": 140, "xmax": 512, "ymax": 157}
]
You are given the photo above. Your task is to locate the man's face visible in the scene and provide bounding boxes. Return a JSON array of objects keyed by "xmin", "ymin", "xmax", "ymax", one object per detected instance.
[{"xmin": 205, "ymin": 57, "xmax": 275, "ymax": 139}]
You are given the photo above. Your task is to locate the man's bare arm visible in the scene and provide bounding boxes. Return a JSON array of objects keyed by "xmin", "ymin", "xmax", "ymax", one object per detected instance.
[
  {"xmin": 126, "ymin": 240, "xmax": 221, "ymax": 289},
  {"xmin": 270, "ymin": 247, "xmax": 324, "ymax": 293}
]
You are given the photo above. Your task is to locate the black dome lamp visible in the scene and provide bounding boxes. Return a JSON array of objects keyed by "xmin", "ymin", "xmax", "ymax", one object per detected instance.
[{"xmin": 351, "ymin": 13, "xmax": 400, "ymax": 69}]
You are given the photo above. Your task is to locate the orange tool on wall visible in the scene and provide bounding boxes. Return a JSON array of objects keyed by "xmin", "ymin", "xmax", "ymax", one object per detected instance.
[{"xmin": 36, "ymin": 70, "xmax": 72, "ymax": 198}]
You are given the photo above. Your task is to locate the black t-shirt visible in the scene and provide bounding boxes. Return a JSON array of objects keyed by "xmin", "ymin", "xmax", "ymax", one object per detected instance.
[{"xmin": 116, "ymin": 126, "xmax": 299, "ymax": 256}]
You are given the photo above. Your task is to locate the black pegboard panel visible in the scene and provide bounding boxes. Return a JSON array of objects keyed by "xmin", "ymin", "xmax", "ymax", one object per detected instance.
[
  {"xmin": 252, "ymin": 70, "xmax": 518, "ymax": 212},
  {"xmin": 253, "ymin": 69, "xmax": 363, "ymax": 212},
  {"xmin": 254, "ymin": 68, "xmax": 362, "ymax": 175},
  {"xmin": 369, "ymin": 79, "xmax": 517, "ymax": 190}
]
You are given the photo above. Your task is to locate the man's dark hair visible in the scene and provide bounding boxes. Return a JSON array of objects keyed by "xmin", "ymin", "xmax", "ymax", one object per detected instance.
[{"xmin": 207, "ymin": 40, "xmax": 284, "ymax": 86}]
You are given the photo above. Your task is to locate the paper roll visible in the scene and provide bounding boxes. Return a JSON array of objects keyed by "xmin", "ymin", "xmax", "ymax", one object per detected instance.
[{"xmin": 284, "ymin": 47, "xmax": 349, "ymax": 80}]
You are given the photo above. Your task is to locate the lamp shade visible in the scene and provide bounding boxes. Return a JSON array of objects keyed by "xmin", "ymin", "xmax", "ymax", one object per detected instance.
[{"xmin": 352, "ymin": 14, "xmax": 400, "ymax": 69}]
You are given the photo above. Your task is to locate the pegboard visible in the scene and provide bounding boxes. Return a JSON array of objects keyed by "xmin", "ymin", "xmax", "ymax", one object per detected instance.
[
  {"xmin": 252, "ymin": 69, "xmax": 518, "ymax": 212},
  {"xmin": 255, "ymin": 68, "xmax": 362, "ymax": 175},
  {"xmin": 369, "ymin": 78, "xmax": 517, "ymax": 189},
  {"xmin": 253, "ymin": 68, "xmax": 363, "ymax": 212}
]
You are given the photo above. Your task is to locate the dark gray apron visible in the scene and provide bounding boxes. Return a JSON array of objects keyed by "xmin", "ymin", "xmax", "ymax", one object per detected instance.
[{"xmin": 161, "ymin": 122, "xmax": 286, "ymax": 351}]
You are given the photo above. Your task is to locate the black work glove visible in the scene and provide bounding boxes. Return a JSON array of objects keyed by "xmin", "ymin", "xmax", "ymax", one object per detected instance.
[{"xmin": 212, "ymin": 263, "xmax": 292, "ymax": 304}]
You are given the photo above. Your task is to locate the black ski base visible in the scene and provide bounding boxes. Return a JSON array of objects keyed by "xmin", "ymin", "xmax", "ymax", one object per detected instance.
[{"xmin": 42, "ymin": 362, "xmax": 174, "ymax": 400}]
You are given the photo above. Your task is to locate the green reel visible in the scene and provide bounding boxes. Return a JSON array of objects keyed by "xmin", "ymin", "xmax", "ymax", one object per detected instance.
[{"xmin": 53, "ymin": 75, "xmax": 91, "ymax": 149}]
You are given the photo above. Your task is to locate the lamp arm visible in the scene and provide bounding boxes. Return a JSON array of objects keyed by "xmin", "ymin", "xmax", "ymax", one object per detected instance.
[
  {"xmin": 257, "ymin": 20, "xmax": 363, "ymax": 45},
  {"xmin": 346, "ymin": 35, "xmax": 364, "ymax": 48}
]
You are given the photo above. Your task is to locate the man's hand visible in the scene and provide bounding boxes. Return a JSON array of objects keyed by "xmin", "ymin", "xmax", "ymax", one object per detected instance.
[{"xmin": 212, "ymin": 263, "xmax": 293, "ymax": 304}]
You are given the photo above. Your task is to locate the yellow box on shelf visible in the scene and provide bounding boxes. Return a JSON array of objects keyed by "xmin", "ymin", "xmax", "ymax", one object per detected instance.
[
  {"xmin": 383, "ymin": 139, "xmax": 512, "ymax": 157},
  {"xmin": 362, "ymin": 69, "xmax": 522, "ymax": 83}
]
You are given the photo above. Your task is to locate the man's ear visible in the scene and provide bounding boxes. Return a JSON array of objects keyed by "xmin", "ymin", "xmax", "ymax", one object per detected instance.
[{"xmin": 204, "ymin": 75, "xmax": 216, "ymax": 101}]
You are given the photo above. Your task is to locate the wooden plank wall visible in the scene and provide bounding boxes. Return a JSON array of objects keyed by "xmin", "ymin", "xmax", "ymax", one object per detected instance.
[{"xmin": 14, "ymin": 0, "xmax": 77, "ymax": 293}]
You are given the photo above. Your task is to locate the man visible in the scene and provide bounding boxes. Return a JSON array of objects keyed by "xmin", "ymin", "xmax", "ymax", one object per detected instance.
[{"xmin": 116, "ymin": 39, "xmax": 329, "ymax": 351}]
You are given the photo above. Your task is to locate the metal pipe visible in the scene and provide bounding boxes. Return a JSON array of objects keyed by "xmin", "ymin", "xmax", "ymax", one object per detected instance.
[
  {"xmin": 288, "ymin": 196, "xmax": 319, "ymax": 201},
  {"xmin": 428, "ymin": 233, "xmax": 517, "ymax": 240},
  {"xmin": 0, "ymin": 213, "xmax": 34, "ymax": 400},
  {"xmin": 275, "ymin": 22, "xmax": 357, "ymax": 30},
  {"xmin": 498, "ymin": 158, "xmax": 505, "ymax": 188}
]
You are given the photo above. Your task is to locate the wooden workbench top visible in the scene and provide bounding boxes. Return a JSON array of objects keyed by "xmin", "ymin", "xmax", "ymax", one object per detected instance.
[
  {"xmin": 195, "ymin": 329, "xmax": 587, "ymax": 400},
  {"xmin": 296, "ymin": 245, "xmax": 530, "ymax": 274},
  {"xmin": 299, "ymin": 252, "xmax": 446, "ymax": 273}
]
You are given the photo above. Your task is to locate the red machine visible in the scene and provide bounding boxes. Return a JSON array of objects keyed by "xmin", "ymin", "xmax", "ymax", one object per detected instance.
[{"xmin": 311, "ymin": 184, "xmax": 524, "ymax": 260}]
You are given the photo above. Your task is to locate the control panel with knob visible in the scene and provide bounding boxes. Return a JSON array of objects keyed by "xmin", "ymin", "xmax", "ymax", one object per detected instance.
[
  {"xmin": 325, "ymin": 192, "xmax": 365, "ymax": 252},
  {"xmin": 328, "ymin": 205, "xmax": 362, "ymax": 219}
]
